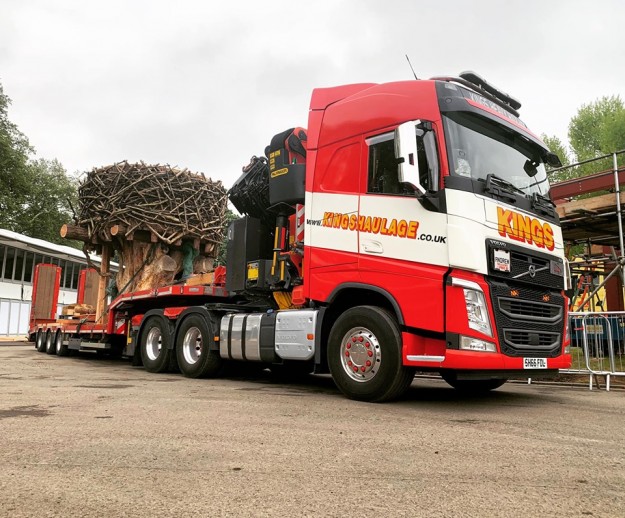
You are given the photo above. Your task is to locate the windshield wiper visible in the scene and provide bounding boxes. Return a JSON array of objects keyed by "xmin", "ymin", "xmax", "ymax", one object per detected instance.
[
  {"xmin": 531, "ymin": 192, "xmax": 556, "ymax": 218},
  {"xmin": 483, "ymin": 174, "xmax": 526, "ymax": 203}
]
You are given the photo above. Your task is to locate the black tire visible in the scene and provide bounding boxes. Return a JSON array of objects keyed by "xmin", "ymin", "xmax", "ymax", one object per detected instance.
[
  {"xmin": 35, "ymin": 329, "xmax": 46, "ymax": 352},
  {"xmin": 327, "ymin": 306, "xmax": 415, "ymax": 402},
  {"xmin": 140, "ymin": 316, "xmax": 175, "ymax": 373},
  {"xmin": 441, "ymin": 372, "xmax": 507, "ymax": 393},
  {"xmin": 45, "ymin": 330, "xmax": 56, "ymax": 355},
  {"xmin": 175, "ymin": 314, "xmax": 222, "ymax": 378},
  {"xmin": 55, "ymin": 331, "xmax": 69, "ymax": 357}
]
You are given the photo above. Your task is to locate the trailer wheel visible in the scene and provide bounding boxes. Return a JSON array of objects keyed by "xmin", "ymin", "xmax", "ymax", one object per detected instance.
[
  {"xmin": 55, "ymin": 331, "xmax": 69, "ymax": 357},
  {"xmin": 441, "ymin": 372, "xmax": 507, "ymax": 393},
  {"xmin": 35, "ymin": 329, "xmax": 46, "ymax": 352},
  {"xmin": 327, "ymin": 306, "xmax": 415, "ymax": 402},
  {"xmin": 175, "ymin": 314, "xmax": 222, "ymax": 378},
  {"xmin": 140, "ymin": 317, "xmax": 174, "ymax": 373},
  {"xmin": 45, "ymin": 330, "xmax": 56, "ymax": 355}
]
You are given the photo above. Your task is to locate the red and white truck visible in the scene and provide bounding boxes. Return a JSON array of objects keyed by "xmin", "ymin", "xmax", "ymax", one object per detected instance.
[{"xmin": 29, "ymin": 72, "xmax": 572, "ymax": 401}]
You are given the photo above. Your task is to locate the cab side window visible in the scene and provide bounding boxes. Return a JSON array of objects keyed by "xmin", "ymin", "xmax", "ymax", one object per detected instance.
[{"xmin": 366, "ymin": 130, "xmax": 439, "ymax": 195}]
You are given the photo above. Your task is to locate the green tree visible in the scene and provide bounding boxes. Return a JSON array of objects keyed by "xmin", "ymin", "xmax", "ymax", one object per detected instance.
[
  {"xmin": 542, "ymin": 134, "xmax": 577, "ymax": 183},
  {"xmin": 600, "ymin": 106, "xmax": 625, "ymax": 154},
  {"xmin": 566, "ymin": 96, "xmax": 625, "ymax": 178},
  {"xmin": 568, "ymin": 95, "xmax": 625, "ymax": 161},
  {"xmin": 542, "ymin": 134, "xmax": 570, "ymax": 166},
  {"xmin": 0, "ymin": 83, "xmax": 33, "ymax": 224},
  {"xmin": 546, "ymin": 96, "xmax": 625, "ymax": 184},
  {"xmin": 15, "ymin": 159, "xmax": 78, "ymax": 245},
  {"xmin": 0, "ymin": 82, "xmax": 78, "ymax": 246}
]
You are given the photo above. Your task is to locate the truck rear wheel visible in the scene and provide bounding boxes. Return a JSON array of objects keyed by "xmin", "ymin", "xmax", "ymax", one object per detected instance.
[
  {"xmin": 441, "ymin": 372, "xmax": 507, "ymax": 393},
  {"xmin": 140, "ymin": 317, "xmax": 175, "ymax": 373},
  {"xmin": 328, "ymin": 306, "xmax": 415, "ymax": 402},
  {"xmin": 45, "ymin": 330, "xmax": 56, "ymax": 355},
  {"xmin": 35, "ymin": 329, "xmax": 46, "ymax": 352},
  {"xmin": 55, "ymin": 331, "xmax": 69, "ymax": 357},
  {"xmin": 175, "ymin": 314, "xmax": 222, "ymax": 378}
]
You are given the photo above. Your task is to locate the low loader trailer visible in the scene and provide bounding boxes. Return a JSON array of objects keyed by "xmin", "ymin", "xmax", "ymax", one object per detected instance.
[{"xmin": 30, "ymin": 72, "xmax": 572, "ymax": 402}]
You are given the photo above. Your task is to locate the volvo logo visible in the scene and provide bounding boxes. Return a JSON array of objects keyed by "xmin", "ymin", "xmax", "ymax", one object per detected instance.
[{"xmin": 514, "ymin": 263, "xmax": 547, "ymax": 280}]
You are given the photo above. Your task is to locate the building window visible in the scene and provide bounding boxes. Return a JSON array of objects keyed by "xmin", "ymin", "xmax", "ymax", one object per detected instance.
[
  {"xmin": 23, "ymin": 252, "xmax": 34, "ymax": 283},
  {"xmin": 0, "ymin": 245, "xmax": 5, "ymax": 279},
  {"xmin": 61, "ymin": 261, "xmax": 68, "ymax": 288},
  {"xmin": 4, "ymin": 247, "xmax": 15, "ymax": 280},
  {"xmin": 71, "ymin": 264, "xmax": 81, "ymax": 290},
  {"xmin": 63, "ymin": 262, "xmax": 76, "ymax": 289},
  {"xmin": 13, "ymin": 249, "xmax": 24, "ymax": 281}
]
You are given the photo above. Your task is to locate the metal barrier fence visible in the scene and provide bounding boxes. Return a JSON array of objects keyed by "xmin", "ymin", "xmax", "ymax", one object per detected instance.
[{"xmin": 561, "ymin": 311, "xmax": 625, "ymax": 390}]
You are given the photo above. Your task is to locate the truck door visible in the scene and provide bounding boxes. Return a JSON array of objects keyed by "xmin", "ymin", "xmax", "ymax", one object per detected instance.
[{"xmin": 358, "ymin": 125, "xmax": 448, "ymax": 333}]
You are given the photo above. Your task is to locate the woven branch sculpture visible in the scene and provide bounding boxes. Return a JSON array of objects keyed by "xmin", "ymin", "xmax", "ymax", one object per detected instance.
[{"xmin": 65, "ymin": 161, "xmax": 228, "ymax": 292}]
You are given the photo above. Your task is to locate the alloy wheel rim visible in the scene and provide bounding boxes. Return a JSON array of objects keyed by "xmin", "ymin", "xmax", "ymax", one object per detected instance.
[
  {"xmin": 146, "ymin": 327, "xmax": 162, "ymax": 361},
  {"xmin": 339, "ymin": 326, "xmax": 381, "ymax": 382},
  {"xmin": 183, "ymin": 327, "xmax": 202, "ymax": 365}
]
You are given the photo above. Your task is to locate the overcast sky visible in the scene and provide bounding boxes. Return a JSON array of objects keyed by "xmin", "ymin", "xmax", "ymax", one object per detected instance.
[{"xmin": 1, "ymin": 0, "xmax": 624, "ymax": 187}]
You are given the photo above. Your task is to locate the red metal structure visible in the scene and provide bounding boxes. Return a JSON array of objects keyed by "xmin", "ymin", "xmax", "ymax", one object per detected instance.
[{"xmin": 551, "ymin": 167, "xmax": 625, "ymax": 201}]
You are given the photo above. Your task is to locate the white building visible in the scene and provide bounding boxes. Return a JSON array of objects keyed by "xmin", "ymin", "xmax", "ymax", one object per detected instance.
[{"xmin": 0, "ymin": 229, "xmax": 107, "ymax": 336}]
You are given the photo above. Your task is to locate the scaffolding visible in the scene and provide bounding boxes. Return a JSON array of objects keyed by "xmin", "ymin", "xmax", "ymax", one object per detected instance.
[{"xmin": 549, "ymin": 150, "xmax": 625, "ymax": 310}]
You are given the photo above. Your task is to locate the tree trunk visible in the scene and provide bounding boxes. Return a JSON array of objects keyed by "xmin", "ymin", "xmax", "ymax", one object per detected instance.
[
  {"xmin": 60, "ymin": 224, "xmax": 90, "ymax": 241},
  {"xmin": 116, "ymin": 242, "xmax": 185, "ymax": 293}
]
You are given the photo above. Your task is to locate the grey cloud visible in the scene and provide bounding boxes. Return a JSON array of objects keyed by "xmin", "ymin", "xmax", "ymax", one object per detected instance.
[{"xmin": 1, "ymin": 0, "xmax": 625, "ymax": 186}]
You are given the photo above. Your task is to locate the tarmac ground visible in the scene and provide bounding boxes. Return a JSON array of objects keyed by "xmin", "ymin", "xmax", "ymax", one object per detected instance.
[{"xmin": 1, "ymin": 342, "xmax": 624, "ymax": 517}]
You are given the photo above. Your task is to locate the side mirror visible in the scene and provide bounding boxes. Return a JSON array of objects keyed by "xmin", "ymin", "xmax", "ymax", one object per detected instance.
[
  {"xmin": 395, "ymin": 120, "xmax": 426, "ymax": 195},
  {"xmin": 544, "ymin": 151, "xmax": 563, "ymax": 168}
]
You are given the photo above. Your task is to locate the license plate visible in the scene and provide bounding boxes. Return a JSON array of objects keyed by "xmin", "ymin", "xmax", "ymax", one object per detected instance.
[{"xmin": 523, "ymin": 357, "xmax": 547, "ymax": 369}]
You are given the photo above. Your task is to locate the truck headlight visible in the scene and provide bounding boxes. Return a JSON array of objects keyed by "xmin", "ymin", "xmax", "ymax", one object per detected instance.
[{"xmin": 452, "ymin": 278, "xmax": 493, "ymax": 337}]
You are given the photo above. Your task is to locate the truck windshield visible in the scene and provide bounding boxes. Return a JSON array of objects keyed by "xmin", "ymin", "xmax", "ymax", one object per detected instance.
[{"xmin": 443, "ymin": 112, "xmax": 550, "ymax": 197}]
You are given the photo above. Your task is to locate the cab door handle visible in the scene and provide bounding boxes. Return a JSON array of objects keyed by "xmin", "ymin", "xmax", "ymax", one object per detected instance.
[{"xmin": 361, "ymin": 240, "xmax": 383, "ymax": 254}]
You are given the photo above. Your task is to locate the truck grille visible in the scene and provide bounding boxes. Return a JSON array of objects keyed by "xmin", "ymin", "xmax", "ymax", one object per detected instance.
[
  {"xmin": 486, "ymin": 240, "xmax": 564, "ymax": 290},
  {"xmin": 488, "ymin": 280, "xmax": 564, "ymax": 358},
  {"xmin": 498, "ymin": 298, "xmax": 562, "ymax": 322},
  {"xmin": 503, "ymin": 330, "xmax": 561, "ymax": 348}
]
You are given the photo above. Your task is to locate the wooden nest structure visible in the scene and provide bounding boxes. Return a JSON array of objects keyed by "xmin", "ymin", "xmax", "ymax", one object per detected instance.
[{"xmin": 61, "ymin": 161, "xmax": 228, "ymax": 314}]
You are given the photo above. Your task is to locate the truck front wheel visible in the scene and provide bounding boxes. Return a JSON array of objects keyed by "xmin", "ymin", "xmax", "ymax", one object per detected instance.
[
  {"xmin": 175, "ymin": 314, "xmax": 222, "ymax": 378},
  {"xmin": 140, "ymin": 316, "xmax": 175, "ymax": 373},
  {"xmin": 328, "ymin": 306, "xmax": 415, "ymax": 402}
]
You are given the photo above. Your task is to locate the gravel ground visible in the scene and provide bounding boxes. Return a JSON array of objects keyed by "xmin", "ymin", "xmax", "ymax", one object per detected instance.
[{"xmin": 1, "ymin": 343, "xmax": 624, "ymax": 517}]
